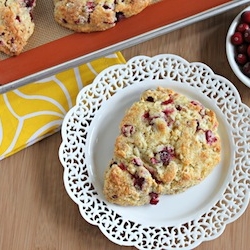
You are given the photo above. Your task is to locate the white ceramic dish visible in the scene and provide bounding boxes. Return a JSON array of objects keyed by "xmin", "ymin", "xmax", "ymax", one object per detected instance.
[
  {"xmin": 59, "ymin": 54, "xmax": 250, "ymax": 250},
  {"xmin": 226, "ymin": 5, "xmax": 250, "ymax": 88}
]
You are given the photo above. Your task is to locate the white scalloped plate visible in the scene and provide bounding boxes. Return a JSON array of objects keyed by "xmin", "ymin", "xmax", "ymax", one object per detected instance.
[{"xmin": 59, "ymin": 54, "xmax": 250, "ymax": 250}]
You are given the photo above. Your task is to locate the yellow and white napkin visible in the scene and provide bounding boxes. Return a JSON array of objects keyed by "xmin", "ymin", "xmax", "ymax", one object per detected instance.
[{"xmin": 0, "ymin": 52, "xmax": 126, "ymax": 160}]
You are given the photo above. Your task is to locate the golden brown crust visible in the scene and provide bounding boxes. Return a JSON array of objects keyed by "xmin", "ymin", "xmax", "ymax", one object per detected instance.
[
  {"xmin": 103, "ymin": 164, "xmax": 155, "ymax": 206},
  {"xmin": 53, "ymin": 0, "xmax": 154, "ymax": 32},
  {"xmin": 54, "ymin": 0, "xmax": 117, "ymax": 32},
  {"xmin": 103, "ymin": 86, "xmax": 221, "ymax": 206},
  {"xmin": 115, "ymin": 0, "xmax": 150, "ymax": 17},
  {"xmin": 0, "ymin": 0, "xmax": 36, "ymax": 56}
]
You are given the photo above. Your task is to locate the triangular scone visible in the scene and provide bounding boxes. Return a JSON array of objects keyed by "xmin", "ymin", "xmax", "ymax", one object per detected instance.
[
  {"xmin": 0, "ymin": 0, "xmax": 36, "ymax": 56},
  {"xmin": 103, "ymin": 86, "xmax": 221, "ymax": 206}
]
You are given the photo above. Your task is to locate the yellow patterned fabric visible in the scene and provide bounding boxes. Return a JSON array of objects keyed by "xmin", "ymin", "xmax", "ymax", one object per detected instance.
[{"xmin": 0, "ymin": 52, "xmax": 126, "ymax": 160}]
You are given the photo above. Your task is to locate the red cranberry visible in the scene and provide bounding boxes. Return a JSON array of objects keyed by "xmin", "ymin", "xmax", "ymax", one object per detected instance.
[
  {"xmin": 236, "ymin": 23, "xmax": 250, "ymax": 33},
  {"xmin": 159, "ymin": 149, "xmax": 173, "ymax": 165},
  {"xmin": 150, "ymin": 157, "xmax": 159, "ymax": 165},
  {"xmin": 190, "ymin": 100, "xmax": 202, "ymax": 106},
  {"xmin": 237, "ymin": 43, "xmax": 248, "ymax": 53},
  {"xmin": 243, "ymin": 62, "xmax": 250, "ymax": 76},
  {"xmin": 146, "ymin": 96, "xmax": 154, "ymax": 102},
  {"xmin": 133, "ymin": 175, "xmax": 145, "ymax": 190},
  {"xmin": 16, "ymin": 16, "xmax": 21, "ymax": 22},
  {"xmin": 142, "ymin": 112, "xmax": 160, "ymax": 125},
  {"xmin": 149, "ymin": 192, "xmax": 159, "ymax": 205},
  {"xmin": 175, "ymin": 105, "xmax": 182, "ymax": 111},
  {"xmin": 132, "ymin": 158, "xmax": 143, "ymax": 166},
  {"xmin": 205, "ymin": 130, "xmax": 217, "ymax": 145},
  {"xmin": 151, "ymin": 147, "xmax": 175, "ymax": 166},
  {"xmin": 236, "ymin": 53, "xmax": 248, "ymax": 65},
  {"xmin": 24, "ymin": 0, "xmax": 36, "ymax": 8},
  {"xmin": 118, "ymin": 163, "xmax": 127, "ymax": 171},
  {"xmin": 161, "ymin": 97, "xmax": 173, "ymax": 105},
  {"xmin": 244, "ymin": 29, "xmax": 250, "ymax": 42},
  {"xmin": 121, "ymin": 124, "xmax": 134, "ymax": 137},
  {"xmin": 241, "ymin": 11, "xmax": 250, "ymax": 24},
  {"xmin": 195, "ymin": 119, "xmax": 200, "ymax": 131},
  {"xmin": 116, "ymin": 12, "xmax": 125, "ymax": 22},
  {"xmin": 143, "ymin": 112, "xmax": 151, "ymax": 122},
  {"xmin": 102, "ymin": 4, "xmax": 111, "ymax": 10},
  {"xmin": 231, "ymin": 32, "xmax": 243, "ymax": 45},
  {"xmin": 86, "ymin": 1, "xmax": 95, "ymax": 12},
  {"xmin": 247, "ymin": 44, "xmax": 250, "ymax": 57},
  {"xmin": 162, "ymin": 108, "xmax": 174, "ymax": 116}
]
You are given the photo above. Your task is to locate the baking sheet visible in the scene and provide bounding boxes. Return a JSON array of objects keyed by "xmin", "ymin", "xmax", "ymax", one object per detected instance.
[{"xmin": 0, "ymin": 0, "xmax": 249, "ymax": 93}]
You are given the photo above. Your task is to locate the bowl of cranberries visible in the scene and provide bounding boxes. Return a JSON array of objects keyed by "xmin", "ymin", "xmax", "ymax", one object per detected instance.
[{"xmin": 226, "ymin": 6, "xmax": 250, "ymax": 88}]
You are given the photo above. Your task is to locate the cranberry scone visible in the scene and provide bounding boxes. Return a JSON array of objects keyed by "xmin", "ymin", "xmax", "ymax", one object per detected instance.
[
  {"xmin": 53, "ymin": 0, "xmax": 152, "ymax": 32},
  {"xmin": 103, "ymin": 86, "xmax": 221, "ymax": 206},
  {"xmin": 0, "ymin": 0, "xmax": 36, "ymax": 56}
]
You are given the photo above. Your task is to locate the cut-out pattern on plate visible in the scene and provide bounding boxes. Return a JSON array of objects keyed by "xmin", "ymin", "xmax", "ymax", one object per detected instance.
[{"xmin": 59, "ymin": 54, "xmax": 250, "ymax": 250}]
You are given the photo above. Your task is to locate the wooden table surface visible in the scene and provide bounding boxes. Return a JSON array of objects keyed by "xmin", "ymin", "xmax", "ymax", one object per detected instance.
[{"xmin": 1, "ymin": 4, "xmax": 250, "ymax": 250}]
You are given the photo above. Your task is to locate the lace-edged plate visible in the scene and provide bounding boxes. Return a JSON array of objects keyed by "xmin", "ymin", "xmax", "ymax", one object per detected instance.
[{"xmin": 59, "ymin": 54, "xmax": 250, "ymax": 250}]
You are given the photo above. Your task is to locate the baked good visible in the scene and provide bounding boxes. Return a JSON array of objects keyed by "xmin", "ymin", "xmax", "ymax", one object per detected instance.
[
  {"xmin": 103, "ymin": 86, "xmax": 221, "ymax": 206},
  {"xmin": 53, "ymin": 0, "xmax": 153, "ymax": 32},
  {"xmin": 0, "ymin": 0, "xmax": 36, "ymax": 56}
]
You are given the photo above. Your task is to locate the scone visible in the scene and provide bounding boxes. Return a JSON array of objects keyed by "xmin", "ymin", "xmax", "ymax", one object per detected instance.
[
  {"xmin": 53, "ymin": 0, "xmax": 152, "ymax": 32},
  {"xmin": 0, "ymin": 0, "xmax": 36, "ymax": 56},
  {"xmin": 103, "ymin": 86, "xmax": 221, "ymax": 206}
]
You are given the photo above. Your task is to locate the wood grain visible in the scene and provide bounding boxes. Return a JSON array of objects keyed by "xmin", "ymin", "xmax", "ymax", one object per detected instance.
[{"xmin": 0, "ymin": 5, "xmax": 250, "ymax": 250}]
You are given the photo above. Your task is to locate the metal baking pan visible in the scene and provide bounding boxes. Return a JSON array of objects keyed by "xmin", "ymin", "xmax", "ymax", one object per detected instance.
[{"xmin": 0, "ymin": 0, "xmax": 249, "ymax": 93}]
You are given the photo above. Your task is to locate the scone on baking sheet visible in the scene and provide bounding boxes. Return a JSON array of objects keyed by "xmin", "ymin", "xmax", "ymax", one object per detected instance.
[
  {"xmin": 54, "ymin": 0, "xmax": 117, "ymax": 32},
  {"xmin": 0, "ymin": 0, "xmax": 36, "ymax": 56},
  {"xmin": 53, "ymin": 0, "xmax": 153, "ymax": 32},
  {"xmin": 103, "ymin": 86, "xmax": 221, "ymax": 206}
]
